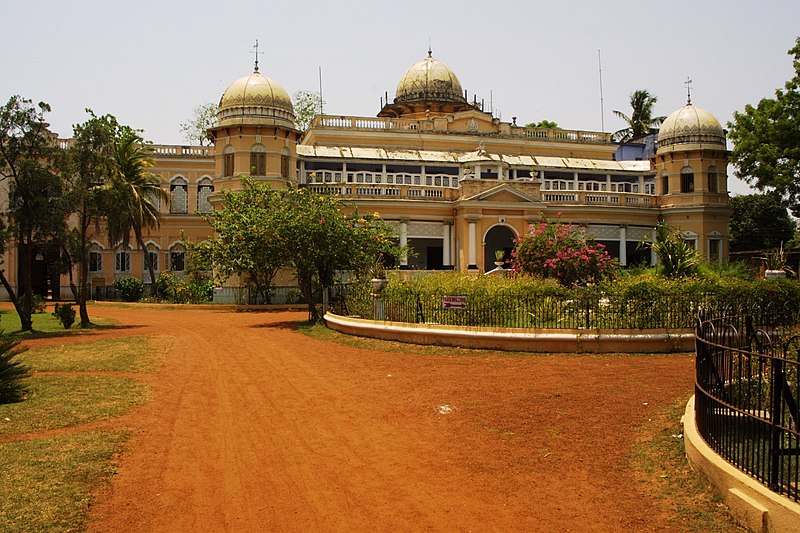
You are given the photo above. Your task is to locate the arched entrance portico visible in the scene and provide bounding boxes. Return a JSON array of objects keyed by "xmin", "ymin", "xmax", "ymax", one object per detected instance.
[{"xmin": 483, "ymin": 224, "xmax": 516, "ymax": 271}]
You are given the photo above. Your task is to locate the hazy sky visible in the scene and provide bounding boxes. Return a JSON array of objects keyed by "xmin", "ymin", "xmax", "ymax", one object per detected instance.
[{"xmin": 3, "ymin": 0, "xmax": 798, "ymax": 195}]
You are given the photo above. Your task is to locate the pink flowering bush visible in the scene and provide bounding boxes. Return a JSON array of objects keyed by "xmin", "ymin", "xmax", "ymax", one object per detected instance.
[{"xmin": 511, "ymin": 220, "xmax": 616, "ymax": 286}]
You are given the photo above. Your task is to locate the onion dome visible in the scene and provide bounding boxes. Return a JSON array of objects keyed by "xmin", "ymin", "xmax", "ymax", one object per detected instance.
[
  {"xmin": 216, "ymin": 69, "xmax": 296, "ymax": 129},
  {"xmin": 657, "ymin": 103, "xmax": 725, "ymax": 149},
  {"xmin": 394, "ymin": 50, "xmax": 466, "ymax": 105}
]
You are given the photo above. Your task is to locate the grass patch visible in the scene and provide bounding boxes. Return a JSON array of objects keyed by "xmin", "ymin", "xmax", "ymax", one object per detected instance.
[
  {"xmin": 630, "ymin": 397, "xmax": 746, "ymax": 532},
  {"xmin": 0, "ymin": 308, "xmax": 116, "ymax": 339},
  {"xmin": 19, "ymin": 336, "xmax": 168, "ymax": 373},
  {"xmin": 0, "ymin": 431, "xmax": 127, "ymax": 532},
  {"xmin": 0, "ymin": 375, "xmax": 148, "ymax": 435}
]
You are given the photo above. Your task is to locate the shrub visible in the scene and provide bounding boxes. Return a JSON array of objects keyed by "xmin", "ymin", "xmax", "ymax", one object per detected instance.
[
  {"xmin": 512, "ymin": 219, "xmax": 616, "ymax": 286},
  {"xmin": 31, "ymin": 294, "xmax": 46, "ymax": 314},
  {"xmin": 0, "ymin": 337, "xmax": 29, "ymax": 403},
  {"xmin": 113, "ymin": 276, "xmax": 144, "ymax": 302},
  {"xmin": 650, "ymin": 222, "xmax": 702, "ymax": 278},
  {"xmin": 52, "ymin": 303, "xmax": 76, "ymax": 329},
  {"xmin": 187, "ymin": 277, "xmax": 213, "ymax": 303},
  {"xmin": 155, "ymin": 272, "xmax": 179, "ymax": 302}
]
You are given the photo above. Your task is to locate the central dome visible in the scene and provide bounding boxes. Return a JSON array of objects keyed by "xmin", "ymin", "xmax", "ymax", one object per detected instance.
[
  {"xmin": 216, "ymin": 69, "xmax": 295, "ymax": 129},
  {"xmin": 394, "ymin": 51, "xmax": 466, "ymax": 104},
  {"xmin": 657, "ymin": 103, "xmax": 725, "ymax": 149}
]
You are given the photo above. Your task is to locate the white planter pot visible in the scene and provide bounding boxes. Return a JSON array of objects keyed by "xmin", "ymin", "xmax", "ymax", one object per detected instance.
[{"xmin": 765, "ymin": 269, "xmax": 787, "ymax": 279}]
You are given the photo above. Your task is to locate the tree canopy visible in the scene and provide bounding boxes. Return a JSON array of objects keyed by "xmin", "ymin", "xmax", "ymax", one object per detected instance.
[
  {"xmin": 524, "ymin": 120, "xmax": 559, "ymax": 129},
  {"xmin": 179, "ymin": 103, "xmax": 217, "ymax": 146},
  {"xmin": 729, "ymin": 193, "xmax": 796, "ymax": 252},
  {"xmin": 293, "ymin": 91, "xmax": 324, "ymax": 131},
  {"xmin": 612, "ymin": 89, "xmax": 666, "ymax": 142},
  {"xmin": 194, "ymin": 178, "xmax": 400, "ymax": 319},
  {"xmin": 728, "ymin": 37, "xmax": 800, "ymax": 215}
]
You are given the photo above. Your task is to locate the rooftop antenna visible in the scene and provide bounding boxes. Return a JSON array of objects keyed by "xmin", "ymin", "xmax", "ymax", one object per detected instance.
[
  {"xmin": 251, "ymin": 39, "xmax": 262, "ymax": 72},
  {"xmin": 685, "ymin": 76, "xmax": 693, "ymax": 104},
  {"xmin": 598, "ymin": 49, "xmax": 605, "ymax": 132},
  {"xmin": 318, "ymin": 65, "xmax": 324, "ymax": 115}
]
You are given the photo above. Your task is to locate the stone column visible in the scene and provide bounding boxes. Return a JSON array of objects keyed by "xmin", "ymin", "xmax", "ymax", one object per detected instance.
[
  {"xmin": 468, "ymin": 219, "xmax": 478, "ymax": 270},
  {"xmin": 573, "ymin": 172, "xmax": 579, "ymax": 190},
  {"xmin": 443, "ymin": 222, "xmax": 452, "ymax": 267},
  {"xmin": 400, "ymin": 220, "xmax": 408, "ymax": 268},
  {"xmin": 619, "ymin": 226, "xmax": 627, "ymax": 267}
]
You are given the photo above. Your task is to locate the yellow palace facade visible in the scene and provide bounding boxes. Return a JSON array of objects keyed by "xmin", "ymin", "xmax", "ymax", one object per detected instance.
[{"xmin": 10, "ymin": 51, "xmax": 731, "ymax": 300}]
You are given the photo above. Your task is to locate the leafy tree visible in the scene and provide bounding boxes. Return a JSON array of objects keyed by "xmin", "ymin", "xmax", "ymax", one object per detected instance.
[
  {"xmin": 612, "ymin": 89, "xmax": 666, "ymax": 142},
  {"xmin": 511, "ymin": 219, "xmax": 616, "ymax": 286},
  {"xmin": 107, "ymin": 129, "xmax": 169, "ymax": 298},
  {"xmin": 728, "ymin": 37, "xmax": 800, "ymax": 214},
  {"xmin": 524, "ymin": 120, "xmax": 559, "ymax": 129},
  {"xmin": 193, "ymin": 177, "xmax": 289, "ymax": 304},
  {"xmin": 0, "ymin": 95, "xmax": 66, "ymax": 332},
  {"xmin": 63, "ymin": 111, "xmax": 120, "ymax": 327},
  {"xmin": 729, "ymin": 193, "xmax": 796, "ymax": 252},
  {"xmin": 179, "ymin": 103, "xmax": 217, "ymax": 146},
  {"xmin": 292, "ymin": 91, "xmax": 324, "ymax": 131}
]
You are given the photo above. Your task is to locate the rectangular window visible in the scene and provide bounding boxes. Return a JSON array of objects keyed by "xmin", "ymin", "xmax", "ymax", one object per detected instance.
[
  {"xmin": 170, "ymin": 252, "xmax": 186, "ymax": 272},
  {"xmin": 281, "ymin": 154, "xmax": 290, "ymax": 177},
  {"xmin": 681, "ymin": 172, "xmax": 694, "ymax": 193},
  {"xmin": 708, "ymin": 239, "xmax": 721, "ymax": 261},
  {"xmin": 143, "ymin": 251, "xmax": 159, "ymax": 271},
  {"xmin": 224, "ymin": 153, "xmax": 234, "ymax": 177},
  {"xmin": 661, "ymin": 175, "xmax": 669, "ymax": 194},
  {"xmin": 89, "ymin": 252, "xmax": 103, "ymax": 273},
  {"xmin": 250, "ymin": 153, "xmax": 266, "ymax": 175},
  {"xmin": 115, "ymin": 251, "xmax": 131, "ymax": 272},
  {"xmin": 708, "ymin": 171, "xmax": 718, "ymax": 193}
]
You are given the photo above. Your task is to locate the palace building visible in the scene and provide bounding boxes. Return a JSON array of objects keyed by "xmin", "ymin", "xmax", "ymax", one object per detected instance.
[{"xmin": 10, "ymin": 50, "xmax": 731, "ymax": 301}]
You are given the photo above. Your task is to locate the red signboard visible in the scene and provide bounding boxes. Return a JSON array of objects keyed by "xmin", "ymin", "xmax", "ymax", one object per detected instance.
[{"xmin": 442, "ymin": 295, "xmax": 468, "ymax": 310}]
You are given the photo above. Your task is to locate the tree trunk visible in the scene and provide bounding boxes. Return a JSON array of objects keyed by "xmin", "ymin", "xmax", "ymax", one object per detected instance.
[
  {"xmin": 138, "ymin": 233, "xmax": 158, "ymax": 299},
  {"xmin": 18, "ymin": 240, "xmax": 34, "ymax": 332},
  {"xmin": 76, "ymin": 213, "xmax": 92, "ymax": 328},
  {"xmin": 0, "ymin": 270, "xmax": 28, "ymax": 331}
]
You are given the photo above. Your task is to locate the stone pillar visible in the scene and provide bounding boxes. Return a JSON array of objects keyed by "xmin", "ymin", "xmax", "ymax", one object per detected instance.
[
  {"xmin": 299, "ymin": 160, "xmax": 306, "ymax": 183},
  {"xmin": 573, "ymin": 172, "xmax": 579, "ymax": 190},
  {"xmin": 468, "ymin": 219, "xmax": 478, "ymax": 270},
  {"xmin": 606, "ymin": 174, "xmax": 611, "ymax": 192},
  {"xmin": 475, "ymin": 164, "xmax": 482, "ymax": 179},
  {"xmin": 400, "ymin": 220, "xmax": 408, "ymax": 268},
  {"xmin": 619, "ymin": 226, "xmax": 627, "ymax": 267},
  {"xmin": 443, "ymin": 222, "xmax": 452, "ymax": 267},
  {"xmin": 382, "ymin": 163, "xmax": 387, "ymax": 184}
]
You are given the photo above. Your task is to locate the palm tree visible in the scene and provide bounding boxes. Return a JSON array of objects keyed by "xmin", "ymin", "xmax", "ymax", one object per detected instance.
[
  {"xmin": 108, "ymin": 130, "xmax": 169, "ymax": 298},
  {"xmin": 612, "ymin": 89, "xmax": 666, "ymax": 142}
]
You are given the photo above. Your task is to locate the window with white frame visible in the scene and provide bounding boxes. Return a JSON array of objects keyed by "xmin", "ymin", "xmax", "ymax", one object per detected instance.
[
  {"xmin": 143, "ymin": 251, "xmax": 159, "ymax": 272},
  {"xmin": 170, "ymin": 177, "xmax": 188, "ymax": 214},
  {"xmin": 170, "ymin": 250, "xmax": 186, "ymax": 272},
  {"xmin": 89, "ymin": 251, "xmax": 103, "ymax": 273},
  {"xmin": 197, "ymin": 177, "xmax": 213, "ymax": 214},
  {"xmin": 115, "ymin": 251, "xmax": 131, "ymax": 272}
]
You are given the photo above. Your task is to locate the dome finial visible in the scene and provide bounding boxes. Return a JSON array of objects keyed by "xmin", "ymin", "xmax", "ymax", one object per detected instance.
[
  {"xmin": 684, "ymin": 76, "xmax": 693, "ymax": 105},
  {"xmin": 427, "ymin": 39, "xmax": 432, "ymax": 58},
  {"xmin": 251, "ymin": 39, "xmax": 262, "ymax": 72}
]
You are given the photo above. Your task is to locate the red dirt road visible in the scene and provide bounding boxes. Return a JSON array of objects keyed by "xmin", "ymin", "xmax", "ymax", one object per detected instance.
[{"xmin": 48, "ymin": 305, "xmax": 695, "ymax": 532}]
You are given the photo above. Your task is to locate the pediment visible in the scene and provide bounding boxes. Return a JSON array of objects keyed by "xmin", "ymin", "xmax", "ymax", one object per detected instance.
[{"xmin": 461, "ymin": 183, "xmax": 541, "ymax": 203}]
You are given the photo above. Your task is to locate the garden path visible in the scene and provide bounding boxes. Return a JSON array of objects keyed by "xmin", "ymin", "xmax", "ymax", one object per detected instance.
[{"xmin": 37, "ymin": 305, "xmax": 696, "ymax": 532}]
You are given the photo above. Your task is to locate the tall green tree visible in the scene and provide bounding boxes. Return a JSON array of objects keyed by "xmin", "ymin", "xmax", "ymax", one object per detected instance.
[
  {"xmin": 292, "ymin": 91, "xmax": 325, "ymax": 131},
  {"xmin": 64, "ymin": 111, "xmax": 120, "ymax": 327},
  {"xmin": 612, "ymin": 89, "xmax": 666, "ymax": 142},
  {"xmin": 179, "ymin": 103, "xmax": 217, "ymax": 146},
  {"xmin": 729, "ymin": 193, "xmax": 796, "ymax": 252},
  {"xmin": 193, "ymin": 177, "xmax": 288, "ymax": 304},
  {"xmin": 728, "ymin": 37, "xmax": 800, "ymax": 215},
  {"xmin": 0, "ymin": 95, "xmax": 65, "ymax": 331},
  {"xmin": 107, "ymin": 129, "xmax": 168, "ymax": 298}
]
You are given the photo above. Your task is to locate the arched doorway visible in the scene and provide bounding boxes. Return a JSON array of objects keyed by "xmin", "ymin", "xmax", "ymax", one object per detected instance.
[{"xmin": 483, "ymin": 225, "xmax": 516, "ymax": 271}]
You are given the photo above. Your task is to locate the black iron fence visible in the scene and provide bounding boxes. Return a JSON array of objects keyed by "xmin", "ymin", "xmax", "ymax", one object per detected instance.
[
  {"xmin": 695, "ymin": 305, "xmax": 800, "ymax": 502},
  {"xmin": 332, "ymin": 282, "xmax": 716, "ymax": 330}
]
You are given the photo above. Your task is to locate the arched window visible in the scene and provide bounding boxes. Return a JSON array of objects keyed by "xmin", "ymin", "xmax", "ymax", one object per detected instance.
[
  {"xmin": 223, "ymin": 145, "xmax": 234, "ymax": 177},
  {"xmin": 680, "ymin": 167, "xmax": 694, "ymax": 193},
  {"xmin": 170, "ymin": 243, "xmax": 186, "ymax": 272},
  {"xmin": 170, "ymin": 177, "xmax": 188, "ymax": 214},
  {"xmin": 142, "ymin": 243, "xmax": 160, "ymax": 273},
  {"xmin": 197, "ymin": 177, "xmax": 214, "ymax": 214},
  {"xmin": 250, "ymin": 144, "xmax": 266, "ymax": 176},
  {"xmin": 661, "ymin": 172, "xmax": 669, "ymax": 195},
  {"xmin": 115, "ymin": 246, "xmax": 131, "ymax": 273},
  {"xmin": 707, "ymin": 166, "xmax": 718, "ymax": 193},
  {"xmin": 89, "ymin": 243, "xmax": 104, "ymax": 274}
]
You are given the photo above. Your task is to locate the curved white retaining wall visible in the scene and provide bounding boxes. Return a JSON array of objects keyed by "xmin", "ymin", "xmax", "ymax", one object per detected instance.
[
  {"xmin": 324, "ymin": 313, "xmax": 694, "ymax": 353},
  {"xmin": 683, "ymin": 397, "xmax": 800, "ymax": 532}
]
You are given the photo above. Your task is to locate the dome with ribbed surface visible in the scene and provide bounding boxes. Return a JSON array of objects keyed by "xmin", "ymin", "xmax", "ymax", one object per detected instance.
[
  {"xmin": 394, "ymin": 51, "xmax": 466, "ymax": 104},
  {"xmin": 217, "ymin": 69, "xmax": 296, "ymax": 129},
  {"xmin": 657, "ymin": 103, "xmax": 725, "ymax": 148}
]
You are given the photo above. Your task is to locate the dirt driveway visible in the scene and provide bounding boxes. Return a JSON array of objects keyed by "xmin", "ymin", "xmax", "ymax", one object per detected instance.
[{"xmin": 42, "ymin": 305, "xmax": 696, "ymax": 532}]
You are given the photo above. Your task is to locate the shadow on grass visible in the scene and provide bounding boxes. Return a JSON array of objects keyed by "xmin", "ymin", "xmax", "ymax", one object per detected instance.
[
  {"xmin": 247, "ymin": 320, "xmax": 309, "ymax": 330},
  {"xmin": 2, "ymin": 323, "xmax": 145, "ymax": 341}
]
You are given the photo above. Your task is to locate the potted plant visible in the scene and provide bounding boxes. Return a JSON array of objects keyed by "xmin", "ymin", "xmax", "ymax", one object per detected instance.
[
  {"xmin": 761, "ymin": 243, "xmax": 794, "ymax": 279},
  {"xmin": 494, "ymin": 249, "xmax": 506, "ymax": 268},
  {"xmin": 369, "ymin": 259, "xmax": 388, "ymax": 295}
]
